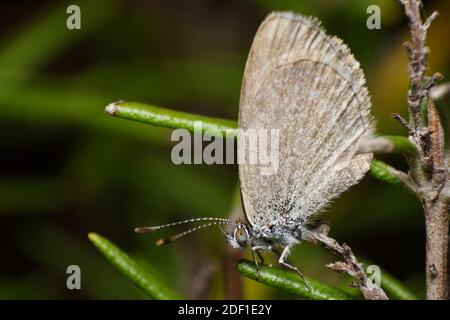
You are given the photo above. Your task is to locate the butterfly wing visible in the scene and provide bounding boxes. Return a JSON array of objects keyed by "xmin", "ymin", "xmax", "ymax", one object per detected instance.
[{"xmin": 238, "ymin": 12, "xmax": 374, "ymax": 229}]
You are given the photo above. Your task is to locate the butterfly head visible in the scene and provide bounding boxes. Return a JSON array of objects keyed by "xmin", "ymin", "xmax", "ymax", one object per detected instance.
[{"xmin": 224, "ymin": 220, "xmax": 253, "ymax": 249}]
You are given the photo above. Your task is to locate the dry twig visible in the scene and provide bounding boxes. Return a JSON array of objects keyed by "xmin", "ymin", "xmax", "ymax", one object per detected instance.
[
  {"xmin": 396, "ymin": 0, "xmax": 449, "ymax": 299},
  {"xmin": 303, "ymin": 223, "xmax": 389, "ymax": 300}
]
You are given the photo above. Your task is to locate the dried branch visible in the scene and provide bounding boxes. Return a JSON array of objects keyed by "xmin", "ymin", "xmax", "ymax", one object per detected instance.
[
  {"xmin": 392, "ymin": 113, "xmax": 413, "ymax": 132},
  {"xmin": 401, "ymin": 0, "xmax": 436, "ymax": 136},
  {"xmin": 399, "ymin": 0, "xmax": 449, "ymax": 300},
  {"xmin": 302, "ymin": 224, "xmax": 388, "ymax": 300}
]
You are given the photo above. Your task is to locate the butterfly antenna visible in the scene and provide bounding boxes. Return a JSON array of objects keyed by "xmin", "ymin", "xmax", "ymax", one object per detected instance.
[
  {"xmin": 155, "ymin": 221, "xmax": 231, "ymax": 246},
  {"xmin": 134, "ymin": 217, "xmax": 231, "ymax": 233}
]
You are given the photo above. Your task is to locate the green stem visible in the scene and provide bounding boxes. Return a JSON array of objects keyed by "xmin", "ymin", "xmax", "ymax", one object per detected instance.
[
  {"xmin": 106, "ymin": 100, "xmax": 237, "ymax": 138},
  {"xmin": 369, "ymin": 159, "xmax": 411, "ymax": 188},
  {"xmin": 88, "ymin": 233, "xmax": 182, "ymax": 300},
  {"xmin": 383, "ymin": 135, "xmax": 417, "ymax": 154},
  {"xmin": 236, "ymin": 260, "xmax": 357, "ymax": 300},
  {"xmin": 105, "ymin": 100, "xmax": 410, "ymax": 189}
]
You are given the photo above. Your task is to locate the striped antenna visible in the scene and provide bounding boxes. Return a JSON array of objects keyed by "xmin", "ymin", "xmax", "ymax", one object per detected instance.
[
  {"xmin": 134, "ymin": 217, "xmax": 232, "ymax": 233},
  {"xmin": 155, "ymin": 221, "xmax": 231, "ymax": 246}
]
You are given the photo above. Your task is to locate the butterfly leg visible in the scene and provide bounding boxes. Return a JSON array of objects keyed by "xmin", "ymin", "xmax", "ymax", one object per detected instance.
[
  {"xmin": 251, "ymin": 250, "xmax": 260, "ymax": 274},
  {"xmin": 251, "ymin": 245, "xmax": 272, "ymax": 275},
  {"xmin": 256, "ymin": 250, "xmax": 264, "ymax": 265},
  {"xmin": 279, "ymin": 243, "xmax": 311, "ymax": 290}
]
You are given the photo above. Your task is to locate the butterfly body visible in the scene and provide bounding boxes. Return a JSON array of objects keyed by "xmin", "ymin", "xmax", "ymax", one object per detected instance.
[
  {"xmin": 137, "ymin": 11, "xmax": 374, "ymax": 280},
  {"xmin": 229, "ymin": 12, "xmax": 374, "ymax": 273}
]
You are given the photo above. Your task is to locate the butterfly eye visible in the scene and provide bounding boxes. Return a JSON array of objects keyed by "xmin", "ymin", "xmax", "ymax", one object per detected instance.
[{"xmin": 234, "ymin": 226, "xmax": 248, "ymax": 247}]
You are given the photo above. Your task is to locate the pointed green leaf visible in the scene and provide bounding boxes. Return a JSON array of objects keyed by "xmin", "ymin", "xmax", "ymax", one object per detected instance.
[{"xmin": 88, "ymin": 233, "xmax": 182, "ymax": 300}]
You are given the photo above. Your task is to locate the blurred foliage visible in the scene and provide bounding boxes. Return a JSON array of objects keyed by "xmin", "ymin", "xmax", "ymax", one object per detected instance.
[
  {"xmin": 88, "ymin": 233, "xmax": 182, "ymax": 299},
  {"xmin": 0, "ymin": 0, "xmax": 449, "ymax": 299}
]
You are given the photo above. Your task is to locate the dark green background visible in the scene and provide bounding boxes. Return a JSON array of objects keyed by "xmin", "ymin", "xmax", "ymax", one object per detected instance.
[{"xmin": 0, "ymin": 0, "xmax": 449, "ymax": 299}]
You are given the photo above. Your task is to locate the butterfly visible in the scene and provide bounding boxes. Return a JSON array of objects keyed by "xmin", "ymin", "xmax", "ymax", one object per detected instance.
[{"xmin": 136, "ymin": 11, "xmax": 374, "ymax": 278}]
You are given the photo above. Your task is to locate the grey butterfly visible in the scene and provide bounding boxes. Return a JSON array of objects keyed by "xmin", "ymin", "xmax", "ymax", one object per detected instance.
[{"xmin": 136, "ymin": 12, "xmax": 374, "ymax": 277}]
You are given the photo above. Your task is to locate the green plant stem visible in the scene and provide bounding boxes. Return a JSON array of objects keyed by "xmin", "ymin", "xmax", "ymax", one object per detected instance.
[
  {"xmin": 88, "ymin": 233, "xmax": 182, "ymax": 300},
  {"xmin": 383, "ymin": 135, "xmax": 417, "ymax": 154},
  {"xmin": 106, "ymin": 100, "xmax": 412, "ymax": 188},
  {"xmin": 369, "ymin": 159, "xmax": 414, "ymax": 190},
  {"xmin": 236, "ymin": 260, "xmax": 356, "ymax": 300},
  {"xmin": 106, "ymin": 100, "xmax": 237, "ymax": 138}
]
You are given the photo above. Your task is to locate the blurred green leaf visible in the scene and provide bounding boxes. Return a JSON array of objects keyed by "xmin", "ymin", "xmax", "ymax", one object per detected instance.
[
  {"xmin": 0, "ymin": 178, "xmax": 57, "ymax": 214},
  {"xmin": 361, "ymin": 261, "xmax": 417, "ymax": 300},
  {"xmin": 17, "ymin": 223, "xmax": 144, "ymax": 299},
  {"xmin": 0, "ymin": 0, "xmax": 122, "ymax": 98},
  {"xmin": 0, "ymin": 85, "xmax": 168, "ymax": 145},
  {"xmin": 64, "ymin": 59, "xmax": 243, "ymax": 108},
  {"xmin": 0, "ymin": 273, "xmax": 59, "ymax": 299},
  {"xmin": 88, "ymin": 232, "xmax": 183, "ymax": 300}
]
